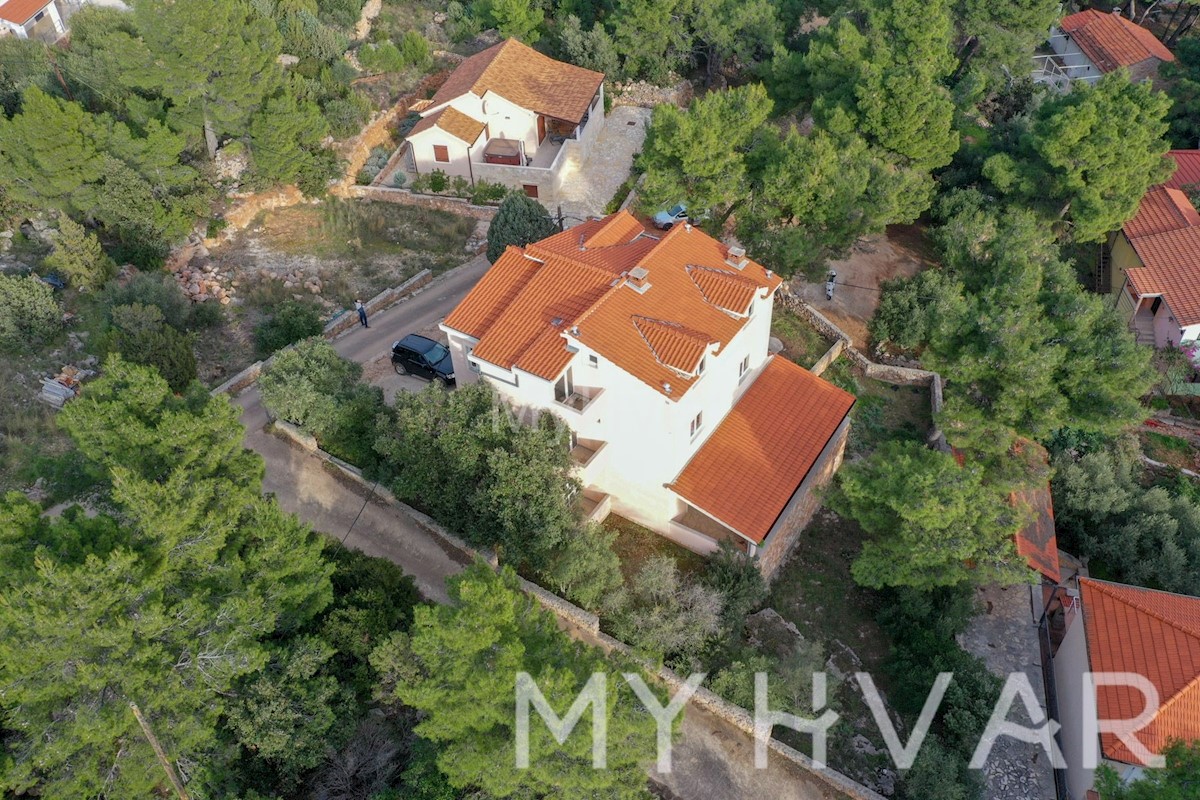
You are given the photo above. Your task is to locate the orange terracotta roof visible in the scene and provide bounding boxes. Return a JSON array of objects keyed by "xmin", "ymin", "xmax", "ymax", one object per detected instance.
[
  {"xmin": 426, "ymin": 38, "xmax": 604, "ymax": 125},
  {"xmin": 1013, "ymin": 486, "xmax": 1060, "ymax": 583},
  {"xmin": 632, "ymin": 317, "xmax": 714, "ymax": 374},
  {"xmin": 443, "ymin": 247, "xmax": 541, "ymax": 338},
  {"xmin": 669, "ymin": 357, "xmax": 855, "ymax": 543},
  {"xmin": 407, "ymin": 106, "xmax": 486, "ymax": 145},
  {"xmin": 686, "ymin": 264, "xmax": 759, "ymax": 315},
  {"xmin": 445, "ymin": 212, "xmax": 783, "ymax": 396},
  {"xmin": 1125, "ymin": 226, "xmax": 1200, "ymax": 326},
  {"xmin": 0, "ymin": 0, "xmax": 49, "ymax": 24},
  {"xmin": 469, "ymin": 256, "xmax": 615, "ymax": 379},
  {"xmin": 1079, "ymin": 578, "xmax": 1200, "ymax": 764},
  {"xmin": 1060, "ymin": 9, "xmax": 1174, "ymax": 73},
  {"xmin": 1124, "ymin": 187, "xmax": 1200, "ymax": 239},
  {"xmin": 1165, "ymin": 150, "xmax": 1200, "ymax": 191}
]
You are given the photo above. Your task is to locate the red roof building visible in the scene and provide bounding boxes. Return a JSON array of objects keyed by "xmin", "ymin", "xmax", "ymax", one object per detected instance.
[
  {"xmin": 441, "ymin": 212, "xmax": 853, "ymax": 576},
  {"xmin": 1111, "ymin": 151, "xmax": 1200, "ymax": 347},
  {"xmin": 0, "ymin": 0, "xmax": 66, "ymax": 41},
  {"xmin": 1058, "ymin": 9, "xmax": 1174, "ymax": 77}
]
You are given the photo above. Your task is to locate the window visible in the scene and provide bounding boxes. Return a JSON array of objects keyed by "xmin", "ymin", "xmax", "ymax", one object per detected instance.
[
  {"xmin": 689, "ymin": 411, "xmax": 703, "ymax": 438},
  {"xmin": 433, "ymin": 144, "xmax": 449, "ymax": 163},
  {"xmin": 696, "ymin": 356, "xmax": 706, "ymax": 375},
  {"xmin": 522, "ymin": 184, "xmax": 539, "ymax": 199},
  {"xmin": 588, "ymin": 354, "xmax": 599, "ymax": 368},
  {"xmin": 554, "ymin": 368, "xmax": 574, "ymax": 403},
  {"xmin": 738, "ymin": 355, "xmax": 750, "ymax": 381}
]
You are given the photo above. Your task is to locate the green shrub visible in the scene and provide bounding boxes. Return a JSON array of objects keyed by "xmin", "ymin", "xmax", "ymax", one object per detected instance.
[
  {"xmin": 408, "ymin": 173, "xmax": 430, "ymax": 194},
  {"xmin": 700, "ymin": 542, "xmax": 767, "ymax": 639},
  {"xmin": 450, "ymin": 175, "xmax": 470, "ymax": 198},
  {"xmin": 206, "ymin": 217, "xmax": 228, "ymax": 239},
  {"xmin": 427, "ymin": 169, "xmax": 448, "ymax": 193},
  {"xmin": 110, "ymin": 303, "xmax": 198, "ymax": 393},
  {"xmin": 390, "ymin": 171, "xmax": 406, "ymax": 188},
  {"xmin": 42, "ymin": 217, "xmax": 113, "ymax": 292},
  {"xmin": 297, "ymin": 148, "xmax": 342, "ymax": 198},
  {"xmin": 486, "ymin": 192, "xmax": 558, "ymax": 262},
  {"xmin": 255, "ymin": 300, "xmax": 324, "ymax": 355},
  {"xmin": 469, "ymin": 179, "xmax": 508, "ymax": 205},
  {"xmin": 359, "ymin": 41, "xmax": 406, "ymax": 73},
  {"xmin": 0, "ymin": 274, "xmax": 62, "ymax": 351},
  {"xmin": 398, "ymin": 30, "xmax": 432, "ymax": 71},
  {"xmin": 260, "ymin": 336, "xmax": 361, "ymax": 436},
  {"xmin": 323, "ymin": 93, "xmax": 373, "ymax": 138},
  {"xmin": 538, "ymin": 522, "xmax": 624, "ymax": 613},
  {"xmin": 101, "ymin": 272, "xmax": 192, "ymax": 331},
  {"xmin": 185, "ymin": 300, "xmax": 225, "ymax": 331}
]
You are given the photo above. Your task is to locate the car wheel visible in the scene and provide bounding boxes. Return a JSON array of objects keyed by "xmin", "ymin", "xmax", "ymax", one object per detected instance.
[
  {"xmin": 662, "ymin": 222, "xmax": 673, "ymax": 231},
  {"xmin": 394, "ymin": 361, "xmax": 408, "ymax": 375}
]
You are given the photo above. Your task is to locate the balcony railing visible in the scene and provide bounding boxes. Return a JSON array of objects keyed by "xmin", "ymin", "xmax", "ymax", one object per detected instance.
[{"xmin": 555, "ymin": 387, "xmax": 602, "ymax": 413}]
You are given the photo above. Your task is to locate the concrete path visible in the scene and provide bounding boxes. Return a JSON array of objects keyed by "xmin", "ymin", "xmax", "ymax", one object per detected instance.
[{"xmin": 557, "ymin": 106, "xmax": 651, "ymax": 221}]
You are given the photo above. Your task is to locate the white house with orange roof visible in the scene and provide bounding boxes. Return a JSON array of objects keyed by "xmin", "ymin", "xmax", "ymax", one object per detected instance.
[
  {"xmin": 400, "ymin": 38, "xmax": 605, "ymax": 205},
  {"xmin": 1034, "ymin": 9, "xmax": 1174, "ymax": 90},
  {"xmin": 440, "ymin": 211, "xmax": 855, "ymax": 578},
  {"xmin": 1048, "ymin": 578, "xmax": 1200, "ymax": 799},
  {"xmin": 0, "ymin": 0, "xmax": 69, "ymax": 41},
  {"xmin": 1108, "ymin": 150, "xmax": 1200, "ymax": 348}
]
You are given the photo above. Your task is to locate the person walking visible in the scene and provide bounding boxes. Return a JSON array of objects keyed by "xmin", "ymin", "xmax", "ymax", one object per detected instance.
[{"xmin": 355, "ymin": 299, "xmax": 369, "ymax": 329}]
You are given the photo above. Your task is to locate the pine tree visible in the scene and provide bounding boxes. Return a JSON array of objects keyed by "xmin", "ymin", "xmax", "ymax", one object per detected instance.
[
  {"xmin": 638, "ymin": 83, "xmax": 773, "ymax": 219},
  {"xmin": 371, "ymin": 563, "xmax": 659, "ymax": 799},
  {"xmin": 1, "ymin": 359, "xmax": 332, "ymax": 798},
  {"xmin": 133, "ymin": 0, "xmax": 283, "ymax": 156},
  {"xmin": 43, "ymin": 216, "xmax": 113, "ymax": 291},
  {"xmin": 486, "ymin": 193, "xmax": 558, "ymax": 262},
  {"xmin": 250, "ymin": 92, "xmax": 331, "ymax": 186}
]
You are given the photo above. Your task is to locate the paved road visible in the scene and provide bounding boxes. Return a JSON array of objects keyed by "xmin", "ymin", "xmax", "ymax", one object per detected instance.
[{"xmin": 234, "ymin": 257, "xmax": 489, "ymax": 602}]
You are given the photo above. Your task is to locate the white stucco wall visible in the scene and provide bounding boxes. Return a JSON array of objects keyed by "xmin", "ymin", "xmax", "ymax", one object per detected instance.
[
  {"xmin": 1049, "ymin": 29, "xmax": 1104, "ymax": 84},
  {"xmin": 441, "ymin": 274, "xmax": 777, "ymax": 548},
  {"xmin": 1053, "ymin": 615, "xmax": 1096, "ymax": 800},
  {"xmin": 1154, "ymin": 299, "xmax": 1184, "ymax": 348},
  {"xmin": 406, "ymin": 127, "xmax": 482, "ymax": 180}
]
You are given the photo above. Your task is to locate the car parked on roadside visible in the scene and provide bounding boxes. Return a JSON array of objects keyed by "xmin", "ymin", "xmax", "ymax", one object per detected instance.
[
  {"xmin": 652, "ymin": 203, "xmax": 689, "ymax": 230},
  {"xmin": 391, "ymin": 334, "xmax": 455, "ymax": 386}
]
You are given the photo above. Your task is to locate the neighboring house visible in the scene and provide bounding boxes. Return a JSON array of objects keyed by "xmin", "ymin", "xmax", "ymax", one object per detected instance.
[
  {"xmin": 440, "ymin": 211, "xmax": 855, "ymax": 579},
  {"xmin": 1108, "ymin": 150, "xmax": 1200, "ymax": 348},
  {"xmin": 1034, "ymin": 9, "xmax": 1174, "ymax": 90},
  {"xmin": 1047, "ymin": 578, "xmax": 1200, "ymax": 800},
  {"xmin": 401, "ymin": 38, "xmax": 605, "ymax": 205},
  {"xmin": 0, "ymin": 0, "xmax": 69, "ymax": 41}
]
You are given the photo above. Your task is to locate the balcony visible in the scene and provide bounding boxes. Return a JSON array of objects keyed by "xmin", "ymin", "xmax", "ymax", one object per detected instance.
[
  {"xmin": 569, "ymin": 437, "xmax": 606, "ymax": 470},
  {"xmin": 580, "ymin": 487, "xmax": 612, "ymax": 523},
  {"xmin": 555, "ymin": 387, "xmax": 603, "ymax": 414}
]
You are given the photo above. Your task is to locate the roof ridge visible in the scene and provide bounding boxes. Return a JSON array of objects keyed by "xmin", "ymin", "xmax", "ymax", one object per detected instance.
[
  {"xmin": 1083, "ymin": 577, "xmax": 1200, "ymax": 641},
  {"xmin": 631, "ymin": 315, "xmax": 715, "ymax": 341}
]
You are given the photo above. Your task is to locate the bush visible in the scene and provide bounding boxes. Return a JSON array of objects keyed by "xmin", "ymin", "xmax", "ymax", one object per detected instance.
[
  {"xmin": 398, "ymin": 30, "xmax": 431, "ymax": 71},
  {"xmin": 390, "ymin": 171, "xmax": 406, "ymax": 188},
  {"xmin": 450, "ymin": 175, "xmax": 470, "ymax": 198},
  {"xmin": 869, "ymin": 269, "xmax": 965, "ymax": 354},
  {"xmin": 42, "ymin": 216, "xmax": 113, "ymax": 292},
  {"xmin": 0, "ymin": 274, "xmax": 62, "ymax": 351},
  {"xmin": 109, "ymin": 303, "xmax": 198, "ymax": 393},
  {"xmin": 206, "ymin": 217, "xmax": 228, "ymax": 239},
  {"xmin": 359, "ymin": 40, "xmax": 406, "ymax": 73},
  {"xmin": 324, "ymin": 93, "xmax": 373, "ymax": 138},
  {"xmin": 610, "ymin": 555, "xmax": 723, "ymax": 666},
  {"xmin": 357, "ymin": 145, "xmax": 392, "ymax": 184},
  {"xmin": 700, "ymin": 542, "xmax": 767, "ymax": 639},
  {"xmin": 486, "ymin": 192, "xmax": 558, "ymax": 262},
  {"xmin": 296, "ymin": 148, "xmax": 342, "ymax": 198},
  {"xmin": 101, "ymin": 272, "xmax": 192, "ymax": 331},
  {"xmin": 184, "ymin": 299, "xmax": 225, "ymax": 331},
  {"xmin": 426, "ymin": 169, "xmax": 448, "ymax": 193},
  {"xmin": 255, "ymin": 300, "xmax": 324, "ymax": 355},
  {"xmin": 469, "ymin": 179, "xmax": 508, "ymax": 205},
  {"xmin": 538, "ymin": 522, "xmax": 624, "ymax": 613}
]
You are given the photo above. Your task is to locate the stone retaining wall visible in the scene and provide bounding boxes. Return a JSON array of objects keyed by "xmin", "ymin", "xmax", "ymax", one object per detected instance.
[
  {"xmin": 351, "ymin": 185, "xmax": 499, "ymax": 221},
  {"xmin": 809, "ymin": 338, "xmax": 845, "ymax": 377}
]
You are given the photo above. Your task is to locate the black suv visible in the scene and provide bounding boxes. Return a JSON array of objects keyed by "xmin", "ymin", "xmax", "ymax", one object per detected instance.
[{"xmin": 391, "ymin": 334, "xmax": 456, "ymax": 386}]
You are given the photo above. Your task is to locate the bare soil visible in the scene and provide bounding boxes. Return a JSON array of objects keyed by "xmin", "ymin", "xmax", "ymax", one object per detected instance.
[{"xmin": 794, "ymin": 224, "xmax": 938, "ymax": 348}]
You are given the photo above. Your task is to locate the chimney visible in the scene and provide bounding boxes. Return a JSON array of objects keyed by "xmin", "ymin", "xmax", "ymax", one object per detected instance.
[
  {"xmin": 725, "ymin": 245, "xmax": 749, "ymax": 270},
  {"xmin": 662, "ymin": 382, "xmax": 671, "ymax": 394},
  {"xmin": 626, "ymin": 266, "xmax": 651, "ymax": 294}
]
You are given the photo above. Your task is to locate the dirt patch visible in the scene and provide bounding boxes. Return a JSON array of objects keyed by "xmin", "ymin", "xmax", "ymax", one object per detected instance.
[
  {"xmin": 794, "ymin": 224, "xmax": 937, "ymax": 348},
  {"xmin": 605, "ymin": 514, "xmax": 708, "ymax": 581}
]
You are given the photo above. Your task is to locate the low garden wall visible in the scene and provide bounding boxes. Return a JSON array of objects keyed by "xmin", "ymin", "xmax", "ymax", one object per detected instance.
[
  {"xmin": 351, "ymin": 185, "xmax": 498, "ymax": 221},
  {"xmin": 268, "ymin": 416, "xmax": 885, "ymax": 800},
  {"xmin": 776, "ymin": 292, "xmax": 947, "ymax": 448},
  {"xmin": 210, "ymin": 268, "xmax": 433, "ymax": 397}
]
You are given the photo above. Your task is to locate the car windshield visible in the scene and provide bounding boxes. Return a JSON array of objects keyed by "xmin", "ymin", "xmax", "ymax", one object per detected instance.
[
  {"xmin": 425, "ymin": 343, "xmax": 449, "ymax": 364},
  {"xmin": 669, "ymin": 204, "xmax": 685, "ymax": 216}
]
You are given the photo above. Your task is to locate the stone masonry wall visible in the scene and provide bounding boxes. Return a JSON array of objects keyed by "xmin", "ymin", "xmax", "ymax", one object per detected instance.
[
  {"xmin": 351, "ymin": 186, "xmax": 499, "ymax": 221},
  {"xmin": 756, "ymin": 416, "xmax": 850, "ymax": 581}
]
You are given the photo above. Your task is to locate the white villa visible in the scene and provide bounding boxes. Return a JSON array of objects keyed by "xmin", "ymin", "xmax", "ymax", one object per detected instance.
[
  {"xmin": 1033, "ymin": 8, "xmax": 1174, "ymax": 91},
  {"xmin": 400, "ymin": 38, "xmax": 605, "ymax": 204},
  {"xmin": 440, "ymin": 212, "xmax": 855, "ymax": 579}
]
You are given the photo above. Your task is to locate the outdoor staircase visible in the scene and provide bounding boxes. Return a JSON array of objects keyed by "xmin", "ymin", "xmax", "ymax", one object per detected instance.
[{"xmin": 1095, "ymin": 243, "xmax": 1112, "ymax": 294}]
